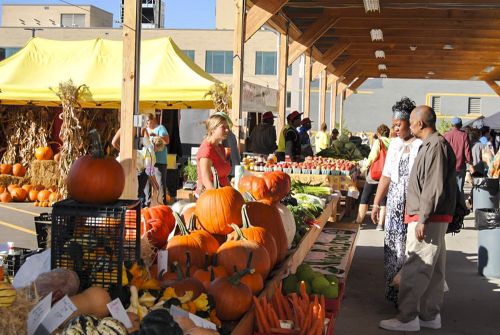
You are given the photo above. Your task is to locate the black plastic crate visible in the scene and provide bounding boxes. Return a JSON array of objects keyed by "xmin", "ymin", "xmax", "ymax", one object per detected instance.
[
  {"xmin": 35, "ymin": 213, "xmax": 52, "ymax": 249},
  {"xmin": 51, "ymin": 199, "xmax": 141, "ymax": 295},
  {"xmin": 0, "ymin": 247, "xmax": 42, "ymax": 277}
]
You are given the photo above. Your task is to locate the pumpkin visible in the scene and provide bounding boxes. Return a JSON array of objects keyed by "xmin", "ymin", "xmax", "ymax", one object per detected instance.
[
  {"xmin": 37, "ymin": 189, "xmax": 52, "ymax": 202},
  {"xmin": 139, "ymin": 308, "xmax": 183, "ymax": 335},
  {"xmin": 67, "ymin": 130, "xmax": 125, "ymax": 204},
  {"xmin": 33, "ymin": 185, "xmax": 45, "ymax": 191},
  {"xmin": 49, "ymin": 191, "xmax": 60, "ymax": 203},
  {"xmin": 217, "ymin": 224, "xmax": 271, "ymax": 278},
  {"xmin": 208, "ymin": 269, "xmax": 253, "ymax": 321},
  {"xmin": 227, "ymin": 204, "xmax": 278, "ymax": 267},
  {"xmin": 28, "ymin": 189, "xmax": 39, "ymax": 202},
  {"xmin": 10, "ymin": 187, "xmax": 27, "ymax": 202},
  {"xmin": 12, "ymin": 163, "xmax": 26, "ymax": 177},
  {"xmin": 244, "ymin": 201, "xmax": 289, "ymax": 262},
  {"xmin": 141, "ymin": 205, "xmax": 175, "ymax": 249},
  {"xmin": 35, "ymin": 146, "xmax": 54, "ymax": 160},
  {"xmin": 0, "ymin": 282, "xmax": 16, "ymax": 307},
  {"xmin": 195, "ymin": 187, "xmax": 244, "ymax": 236},
  {"xmin": 193, "ymin": 254, "xmax": 228, "ymax": 290},
  {"xmin": 238, "ymin": 171, "xmax": 291, "ymax": 203},
  {"xmin": 7, "ymin": 184, "xmax": 19, "ymax": 193},
  {"xmin": 186, "ymin": 214, "xmax": 220, "ymax": 257},
  {"xmin": 0, "ymin": 191, "xmax": 12, "ymax": 203},
  {"xmin": 181, "ymin": 203, "xmax": 199, "ymax": 228},
  {"xmin": 21, "ymin": 184, "xmax": 33, "ymax": 193},
  {"xmin": 0, "ymin": 164, "xmax": 12, "ymax": 175},
  {"xmin": 167, "ymin": 213, "xmax": 218, "ymax": 269},
  {"xmin": 275, "ymin": 202, "xmax": 297, "ymax": 249},
  {"xmin": 168, "ymin": 257, "xmax": 206, "ymax": 299},
  {"xmin": 0, "ymin": 186, "xmax": 4, "ymax": 194},
  {"xmin": 240, "ymin": 269, "xmax": 264, "ymax": 295}
]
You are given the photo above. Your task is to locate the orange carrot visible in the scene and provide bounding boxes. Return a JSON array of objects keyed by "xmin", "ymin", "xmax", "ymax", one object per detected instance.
[
  {"xmin": 255, "ymin": 310, "xmax": 264, "ymax": 333},
  {"xmin": 269, "ymin": 305, "xmax": 280, "ymax": 328},
  {"xmin": 299, "ymin": 281, "xmax": 310, "ymax": 306},
  {"xmin": 253, "ymin": 296, "xmax": 271, "ymax": 333}
]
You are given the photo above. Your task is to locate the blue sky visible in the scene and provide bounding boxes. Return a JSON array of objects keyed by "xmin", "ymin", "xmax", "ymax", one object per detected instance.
[{"xmin": 2, "ymin": 0, "xmax": 216, "ymax": 28}]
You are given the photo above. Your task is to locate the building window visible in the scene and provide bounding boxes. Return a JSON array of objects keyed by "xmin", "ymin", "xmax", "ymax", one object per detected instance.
[
  {"xmin": 183, "ymin": 50, "xmax": 195, "ymax": 62},
  {"xmin": 255, "ymin": 51, "xmax": 277, "ymax": 75},
  {"xmin": 468, "ymin": 97, "xmax": 481, "ymax": 114},
  {"xmin": 431, "ymin": 96, "xmax": 441, "ymax": 114},
  {"xmin": 286, "ymin": 91, "xmax": 292, "ymax": 108},
  {"xmin": 287, "ymin": 65, "xmax": 292, "ymax": 76},
  {"xmin": 205, "ymin": 51, "xmax": 233, "ymax": 74},
  {"xmin": 61, "ymin": 14, "xmax": 85, "ymax": 27},
  {"xmin": 0, "ymin": 47, "xmax": 21, "ymax": 61}
]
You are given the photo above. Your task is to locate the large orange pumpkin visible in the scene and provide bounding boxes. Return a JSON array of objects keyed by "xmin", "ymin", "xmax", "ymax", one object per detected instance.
[
  {"xmin": 195, "ymin": 186, "xmax": 245, "ymax": 236},
  {"xmin": 227, "ymin": 204, "xmax": 278, "ymax": 268},
  {"xmin": 0, "ymin": 164, "xmax": 12, "ymax": 175},
  {"xmin": 0, "ymin": 186, "xmax": 5, "ymax": 194},
  {"xmin": 10, "ymin": 188, "xmax": 28, "ymax": 202},
  {"xmin": 141, "ymin": 205, "xmax": 176, "ymax": 249},
  {"xmin": 0, "ymin": 191, "xmax": 12, "ymax": 203},
  {"xmin": 238, "ymin": 171, "xmax": 291, "ymax": 203},
  {"xmin": 217, "ymin": 224, "xmax": 271, "ymax": 279},
  {"xmin": 12, "ymin": 163, "xmax": 26, "ymax": 177},
  {"xmin": 35, "ymin": 147, "xmax": 54, "ymax": 160},
  {"xmin": 244, "ymin": 201, "xmax": 288, "ymax": 262},
  {"xmin": 66, "ymin": 130, "xmax": 124, "ymax": 204}
]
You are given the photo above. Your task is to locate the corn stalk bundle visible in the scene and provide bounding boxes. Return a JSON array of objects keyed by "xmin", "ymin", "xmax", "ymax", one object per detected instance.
[
  {"xmin": 55, "ymin": 80, "xmax": 96, "ymax": 196},
  {"xmin": 0, "ymin": 105, "xmax": 54, "ymax": 166},
  {"xmin": 205, "ymin": 83, "xmax": 232, "ymax": 113}
]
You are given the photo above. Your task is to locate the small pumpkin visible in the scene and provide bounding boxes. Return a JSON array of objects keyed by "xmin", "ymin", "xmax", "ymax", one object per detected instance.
[
  {"xmin": 194, "ymin": 167, "xmax": 245, "ymax": 235},
  {"xmin": 208, "ymin": 269, "xmax": 253, "ymax": 321},
  {"xmin": 193, "ymin": 254, "xmax": 228, "ymax": 290},
  {"xmin": 0, "ymin": 164, "xmax": 12, "ymax": 175},
  {"xmin": 0, "ymin": 191, "xmax": 12, "ymax": 203},
  {"xmin": 238, "ymin": 171, "xmax": 291, "ymax": 203},
  {"xmin": 217, "ymin": 224, "xmax": 271, "ymax": 278},
  {"xmin": 275, "ymin": 202, "xmax": 297, "ymax": 249},
  {"xmin": 29, "ymin": 189, "xmax": 39, "ymax": 202},
  {"xmin": 37, "ymin": 189, "xmax": 52, "ymax": 202},
  {"xmin": 0, "ymin": 186, "xmax": 5, "ymax": 194},
  {"xmin": 12, "ymin": 163, "xmax": 26, "ymax": 177},
  {"xmin": 238, "ymin": 253, "xmax": 264, "ymax": 294},
  {"xmin": 10, "ymin": 187, "xmax": 28, "ymax": 202},
  {"xmin": 7, "ymin": 184, "xmax": 19, "ymax": 193},
  {"xmin": 168, "ymin": 257, "xmax": 206, "ymax": 299},
  {"xmin": 141, "ymin": 205, "xmax": 176, "ymax": 249},
  {"xmin": 49, "ymin": 191, "xmax": 60, "ymax": 203},
  {"xmin": 21, "ymin": 184, "xmax": 33, "ymax": 193},
  {"xmin": 35, "ymin": 146, "xmax": 54, "ymax": 160},
  {"xmin": 67, "ymin": 130, "xmax": 125, "ymax": 204},
  {"xmin": 0, "ymin": 282, "xmax": 16, "ymax": 307}
]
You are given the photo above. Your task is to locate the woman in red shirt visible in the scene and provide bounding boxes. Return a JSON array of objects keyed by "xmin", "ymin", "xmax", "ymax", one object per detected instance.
[{"xmin": 196, "ymin": 114, "xmax": 232, "ymax": 195}]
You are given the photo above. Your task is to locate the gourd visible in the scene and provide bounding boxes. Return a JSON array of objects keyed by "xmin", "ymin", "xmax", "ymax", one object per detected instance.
[
  {"xmin": 0, "ymin": 164, "xmax": 12, "ymax": 175},
  {"xmin": 227, "ymin": 204, "xmax": 278, "ymax": 267},
  {"xmin": 95, "ymin": 317, "xmax": 128, "ymax": 335},
  {"xmin": 0, "ymin": 282, "xmax": 16, "ymax": 307},
  {"xmin": 274, "ymin": 202, "xmax": 296, "ymax": 249},
  {"xmin": 208, "ymin": 269, "xmax": 253, "ymax": 321},
  {"xmin": 194, "ymin": 168, "xmax": 245, "ymax": 235},
  {"xmin": 141, "ymin": 205, "xmax": 176, "ymax": 249},
  {"xmin": 66, "ymin": 130, "xmax": 125, "ymax": 204},
  {"xmin": 139, "ymin": 308, "xmax": 183, "ymax": 335},
  {"xmin": 69, "ymin": 286, "xmax": 111, "ymax": 318},
  {"xmin": 244, "ymin": 201, "xmax": 289, "ymax": 261},
  {"xmin": 12, "ymin": 163, "xmax": 26, "ymax": 177},
  {"xmin": 62, "ymin": 315, "xmax": 127, "ymax": 335},
  {"xmin": 238, "ymin": 171, "xmax": 291, "ymax": 203},
  {"xmin": 35, "ymin": 146, "xmax": 54, "ymax": 160},
  {"xmin": 217, "ymin": 224, "xmax": 271, "ymax": 278},
  {"xmin": 34, "ymin": 268, "xmax": 80, "ymax": 297}
]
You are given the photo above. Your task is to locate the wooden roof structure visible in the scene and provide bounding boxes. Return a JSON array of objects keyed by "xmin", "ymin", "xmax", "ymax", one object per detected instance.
[{"xmin": 245, "ymin": 0, "xmax": 500, "ymax": 93}]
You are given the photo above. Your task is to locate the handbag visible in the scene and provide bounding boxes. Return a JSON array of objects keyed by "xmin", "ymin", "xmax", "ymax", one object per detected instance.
[{"xmin": 370, "ymin": 139, "xmax": 387, "ymax": 181}]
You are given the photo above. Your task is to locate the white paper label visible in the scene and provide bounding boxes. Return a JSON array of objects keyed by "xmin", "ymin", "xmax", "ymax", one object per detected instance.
[
  {"xmin": 107, "ymin": 298, "xmax": 132, "ymax": 329},
  {"xmin": 157, "ymin": 250, "xmax": 169, "ymax": 275},
  {"xmin": 170, "ymin": 305, "xmax": 189, "ymax": 317},
  {"xmin": 167, "ymin": 221, "xmax": 178, "ymax": 241},
  {"xmin": 188, "ymin": 313, "xmax": 217, "ymax": 330},
  {"xmin": 28, "ymin": 292, "xmax": 52, "ymax": 335},
  {"xmin": 41, "ymin": 295, "xmax": 77, "ymax": 334}
]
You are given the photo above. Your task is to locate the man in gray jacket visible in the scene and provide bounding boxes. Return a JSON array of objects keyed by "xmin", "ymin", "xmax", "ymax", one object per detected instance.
[
  {"xmin": 249, "ymin": 111, "xmax": 277, "ymax": 155},
  {"xmin": 380, "ymin": 105, "xmax": 456, "ymax": 332}
]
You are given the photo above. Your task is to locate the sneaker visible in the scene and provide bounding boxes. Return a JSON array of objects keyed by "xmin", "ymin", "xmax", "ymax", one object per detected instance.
[
  {"xmin": 376, "ymin": 224, "xmax": 384, "ymax": 231},
  {"xmin": 379, "ymin": 317, "xmax": 420, "ymax": 332},
  {"xmin": 420, "ymin": 314, "xmax": 441, "ymax": 329}
]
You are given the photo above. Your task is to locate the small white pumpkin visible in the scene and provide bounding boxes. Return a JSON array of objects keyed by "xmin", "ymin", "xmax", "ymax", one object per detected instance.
[{"xmin": 274, "ymin": 203, "xmax": 296, "ymax": 248}]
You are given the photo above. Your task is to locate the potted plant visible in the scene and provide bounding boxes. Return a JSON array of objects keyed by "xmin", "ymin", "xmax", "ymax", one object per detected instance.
[{"xmin": 182, "ymin": 160, "xmax": 198, "ymax": 183}]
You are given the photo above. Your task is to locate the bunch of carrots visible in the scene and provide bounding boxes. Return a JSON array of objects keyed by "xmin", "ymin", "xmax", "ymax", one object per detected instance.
[{"xmin": 253, "ymin": 281, "xmax": 326, "ymax": 335}]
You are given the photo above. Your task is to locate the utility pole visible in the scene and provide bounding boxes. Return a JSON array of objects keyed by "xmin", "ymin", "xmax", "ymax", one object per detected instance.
[{"xmin": 24, "ymin": 28, "xmax": 43, "ymax": 37}]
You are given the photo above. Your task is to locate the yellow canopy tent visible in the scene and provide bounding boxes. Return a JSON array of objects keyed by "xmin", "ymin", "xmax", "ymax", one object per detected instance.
[{"xmin": 0, "ymin": 37, "xmax": 220, "ymax": 109}]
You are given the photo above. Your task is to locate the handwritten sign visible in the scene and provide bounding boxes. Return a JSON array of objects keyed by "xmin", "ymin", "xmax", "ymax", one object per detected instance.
[
  {"xmin": 157, "ymin": 250, "xmax": 169, "ymax": 276},
  {"xmin": 41, "ymin": 295, "xmax": 77, "ymax": 334},
  {"xmin": 28, "ymin": 292, "xmax": 52, "ymax": 335},
  {"xmin": 107, "ymin": 298, "xmax": 132, "ymax": 329}
]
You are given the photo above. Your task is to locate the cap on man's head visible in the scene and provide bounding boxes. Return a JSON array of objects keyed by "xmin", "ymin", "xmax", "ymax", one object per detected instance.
[
  {"xmin": 301, "ymin": 117, "xmax": 313, "ymax": 125},
  {"xmin": 262, "ymin": 111, "xmax": 276, "ymax": 120},
  {"xmin": 287, "ymin": 110, "xmax": 303, "ymax": 122},
  {"xmin": 451, "ymin": 117, "xmax": 462, "ymax": 126}
]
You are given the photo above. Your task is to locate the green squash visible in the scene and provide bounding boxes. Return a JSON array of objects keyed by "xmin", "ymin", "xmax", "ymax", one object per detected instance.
[
  {"xmin": 139, "ymin": 308, "xmax": 183, "ymax": 335},
  {"xmin": 62, "ymin": 315, "xmax": 99, "ymax": 335}
]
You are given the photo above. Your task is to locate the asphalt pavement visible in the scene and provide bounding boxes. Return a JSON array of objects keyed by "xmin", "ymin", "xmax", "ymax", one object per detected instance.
[{"xmin": 0, "ymin": 202, "xmax": 48, "ymax": 249}]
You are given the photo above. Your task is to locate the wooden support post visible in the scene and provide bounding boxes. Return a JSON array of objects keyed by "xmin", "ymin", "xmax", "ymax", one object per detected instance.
[
  {"xmin": 277, "ymin": 30, "xmax": 289, "ymax": 134},
  {"xmin": 319, "ymin": 69, "xmax": 327, "ymax": 127},
  {"xmin": 349, "ymin": 76, "xmax": 367, "ymax": 92},
  {"xmin": 303, "ymin": 50, "xmax": 312, "ymax": 118},
  {"xmin": 329, "ymin": 75, "xmax": 338, "ymax": 130},
  {"xmin": 119, "ymin": 0, "xmax": 141, "ymax": 199},
  {"xmin": 232, "ymin": 0, "xmax": 246, "ymax": 144},
  {"xmin": 245, "ymin": 0, "xmax": 289, "ymax": 42},
  {"xmin": 338, "ymin": 84, "xmax": 347, "ymax": 132}
]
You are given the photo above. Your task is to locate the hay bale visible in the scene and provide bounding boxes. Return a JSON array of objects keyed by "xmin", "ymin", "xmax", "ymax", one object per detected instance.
[
  {"xmin": 0, "ymin": 174, "xmax": 29, "ymax": 187},
  {"xmin": 30, "ymin": 160, "xmax": 60, "ymax": 188}
]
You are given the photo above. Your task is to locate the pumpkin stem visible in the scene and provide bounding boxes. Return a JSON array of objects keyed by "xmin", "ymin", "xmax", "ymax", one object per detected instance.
[
  {"xmin": 172, "ymin": 211, "xmax": 190, "ymax": 236},
  {"xmin": 185, "ymin": 251, "xmax": 192, "ymax": 277},
  {"xmin": 241, "ymin": 204, "xmax": 252, "ymax": 229},
  {"xmin": 203, "ymin": 254, "xmax": 209, "ymax": 272},
  {"xmin": 242, "ymin": 192, "xmax": 257, "ymax": 202},
  {"xmin": 89, "ymin": 129, "xmax": 104, "ymax": 159},
  {"xmin": 211, "ymin": 166, "xmax": 220, "ymax": 189},
  {"xmin": 210, "ymin": 267, "xmax": 215, "ymax": 281},
  {"xmin": 173, "ymin": 261, "xmax": 184, "ymax": 281},
  {"xmin": 229, "ymin": 223, "xmax": 247, "ymax": 241},
  {"xmin": 212, "ymin": 253, "xmax": 219, "ymax": 266},
  {"xmin": 246, "ymin": 251, "xmax": 254, "ymax": 270},
  {"xmin": 228, "ymin": 268, "xmax": 251, "ymax": 286},
  {"xmin": 188, "ymin": 214, "xmax": 197, "ymax": 231}
]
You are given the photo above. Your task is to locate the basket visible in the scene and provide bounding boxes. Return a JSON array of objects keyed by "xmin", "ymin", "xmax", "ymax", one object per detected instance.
[
  {"xmin": 34, "ymin": 213, "xmax": 52, "ymax": 249},
  {"xmin": 50, "ymin": 199, "xmax": 141, "ymax": 296},
  {"xmin": 0, "ymin": 247, "xmax": 42, "ymax": 277}
]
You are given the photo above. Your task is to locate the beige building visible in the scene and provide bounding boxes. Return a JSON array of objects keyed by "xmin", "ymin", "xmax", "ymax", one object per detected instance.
[{"xmin": 2, "ymin": 4, "xmax": 112, "ymax": 28}]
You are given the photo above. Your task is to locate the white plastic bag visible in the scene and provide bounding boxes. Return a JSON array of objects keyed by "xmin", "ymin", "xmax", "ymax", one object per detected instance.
[{"xmin": 13, "ymin": 249, "xmax": 51, "ymax": 289}]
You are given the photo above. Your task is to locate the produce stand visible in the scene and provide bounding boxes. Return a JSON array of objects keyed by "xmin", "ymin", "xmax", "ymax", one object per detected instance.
[{"xmin": 232, "ymin": 195, "xmax": 351, "ymax": 334}]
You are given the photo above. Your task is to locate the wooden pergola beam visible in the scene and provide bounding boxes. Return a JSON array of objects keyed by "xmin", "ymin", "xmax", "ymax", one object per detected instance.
[
  {"xmin": 329, "ymin": 75, "xmax": 338, "ymax": 130},
  {"xmin": 245, "ymin": 0, "xmax": 289, "ymax": 41},
  {"xmin": 342, "ymin": 70, "xmax": 363, "ymax": 87},
  {"xmin": 287, "ymin": 15, "xmax": 340, "ymax": 66},
  {"xmin": 311, "ymin": 42, "xmax": 351, "ymax": 80},
  {"xmin": 319, "ymin": 69, "xmax": 327, "ymax": 127},
  {"xmin": 277, "ymin": 31, "xmax": 289, "ymax": 131},
  {"xmin": 485, "ymin": 80, "xmax": 500, "ymax": 96},
  {"xmin": 232, "ymin": 0, "xmax": 246, "ymax": 144},
  {"xmin": 323, "ymin": 28, "xmax": 500, "ymax": 39},
  {"xmin": 333, "ymin": 58, "xmax": 359, "ymax": 78},
  {"xmin": 348, "ymin": 76, "xmax": 367, "ymax": 92},
  {"xmin": 303, "ymin": 50, "xmax": 312, "ymax": 118}
]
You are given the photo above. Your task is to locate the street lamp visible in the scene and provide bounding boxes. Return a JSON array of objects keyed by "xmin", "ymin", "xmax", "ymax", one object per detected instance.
[{"xmin": 24, "ymin": 28, "xmax": 43, "ymax": 37}]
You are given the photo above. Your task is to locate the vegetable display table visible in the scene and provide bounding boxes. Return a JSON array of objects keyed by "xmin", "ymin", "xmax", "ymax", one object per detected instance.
[{"xmin": 232, "ymin": 196, "xmax": 356, "ymax": 334}]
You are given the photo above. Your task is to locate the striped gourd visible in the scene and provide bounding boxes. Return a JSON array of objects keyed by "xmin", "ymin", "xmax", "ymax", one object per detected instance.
[
  {"xmin": 95, "ymin": 317, "xmax": 127, "ymax": 335},
  {"xmin": 0, "ymin": 282, "xmax": 16, "ymax": 307}
]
